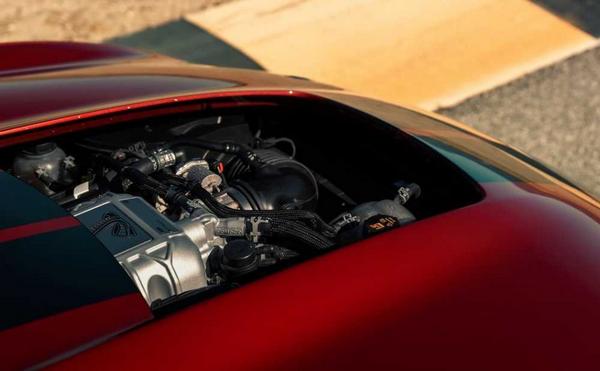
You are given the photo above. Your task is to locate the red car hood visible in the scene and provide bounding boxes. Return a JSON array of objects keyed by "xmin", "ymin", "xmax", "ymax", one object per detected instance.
[
  {"xmin": 51, "ymin": 92, "xmax": 600, "ymax": 371},
  {"xmin": 1, "ymin": 42, "xmax": 599, "ymax": 370},
  {"xmin": 0, "ymin": 42, "xmax": 335, "ymax": 132}
]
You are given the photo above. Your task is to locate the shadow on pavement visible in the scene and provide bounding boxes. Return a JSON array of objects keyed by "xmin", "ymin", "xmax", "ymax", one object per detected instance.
[
  {"xmin": 533, "ymin": 0, "xmax": 600, "ymax": 37},
  {"xmin": 108, "ymin": 19, "xmax": 264, "ymax": 70}
]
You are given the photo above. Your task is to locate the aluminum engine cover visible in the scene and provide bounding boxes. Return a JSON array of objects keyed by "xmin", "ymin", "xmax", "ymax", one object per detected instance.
[{"xmin": 72, "ymin": 193, "xmax": 208, "ymax": 305}]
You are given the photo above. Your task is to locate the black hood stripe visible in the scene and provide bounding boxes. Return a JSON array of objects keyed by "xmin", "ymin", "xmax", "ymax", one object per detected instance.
[
  {"xmin": 0, "ymin": 172, "xmax": 143, "ymax": 331},
  {"xmin": 0, "ymin": 171, "xmax": 69, "ymax": 229}
]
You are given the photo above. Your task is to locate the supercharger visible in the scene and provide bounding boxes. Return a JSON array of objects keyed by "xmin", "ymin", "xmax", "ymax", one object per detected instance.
[{"xmin": 71, "ymin": 193, "xmax": 223, "ymax": 305}]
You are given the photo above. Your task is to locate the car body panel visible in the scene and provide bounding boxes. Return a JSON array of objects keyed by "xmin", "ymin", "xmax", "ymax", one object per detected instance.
[
  {"xmin": 0, "ymin": 42, "xmax": 598, "ymax": 370},
  {"xmin": 53, "ymin": 182, "xmax": 600, "ymax": 371},
  {"xmin": 315, "ymin": 91, "xmax": 600, "ymax": 213},
  {"xmin": 0, "ymin": 42, "xmax": 145, "ymax": 78},
  {"xmin": 0, "ymin": 47, "xmax": 336, "ymax": 130},
  {"xmin": 0, "ymin": 293, "xmax": 149, "ymax": 370},
  {"xmin": 0, "ymin": 172, "xmax": 151, "ymax": 370}
]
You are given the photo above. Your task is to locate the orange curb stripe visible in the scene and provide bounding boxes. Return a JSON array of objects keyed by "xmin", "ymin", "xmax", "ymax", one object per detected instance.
[{"xmin": 187, "ymin": 0, "xmax": 597, "ymax": 109}]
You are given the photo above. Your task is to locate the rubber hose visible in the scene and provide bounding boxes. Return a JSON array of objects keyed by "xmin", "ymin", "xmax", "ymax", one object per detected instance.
[{"xmin": 190, "ymin": 183, "xmax": 335, "ymax": 235}]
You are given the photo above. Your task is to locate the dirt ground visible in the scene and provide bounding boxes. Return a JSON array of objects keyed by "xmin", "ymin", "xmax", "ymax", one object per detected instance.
[{"xmin": 0, "ymin": 0, "xmax": 231, "ymax": 42}]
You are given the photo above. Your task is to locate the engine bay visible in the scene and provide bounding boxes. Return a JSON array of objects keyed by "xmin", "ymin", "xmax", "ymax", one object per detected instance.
[{"xmin": 4, "ymin": 96, "xmax": 482, "ymax": 308}]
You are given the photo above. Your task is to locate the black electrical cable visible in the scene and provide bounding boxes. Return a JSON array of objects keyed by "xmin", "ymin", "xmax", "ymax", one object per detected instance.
[
  {"xmin": 154, "ymin": 170, "xmax": 188, "ymax": 187},
  {"xmin": 168, "ymin": 139, "xmax": 240, "ymax": 153},
  {"xmin": 258, "ymin": 245, "xmax": 298, "ymax": 261},
  {"xmin": 121, "ymin": 167, "xmax": 168, "ymax": 192},
  {"xmin": 268, "ymin": 218, "xmax": 334, "ymax": 250},
  {"xmin": 167, "ymin": 139, "xmax": 263, "ymax": 169},
  {"xmin": 96, "ymin": 154, "xmax": 174, "ymax": 203},
  {"xmin": 189, "ymin": 183, "xmax": 336, "ymax": 236},
  {"xmin": 75, "ymin": 141, "xmax": 145, "ymax": 159},
  {"xmin": 98, "ymin": 153, "xmax": 336, "ymax": 250}
]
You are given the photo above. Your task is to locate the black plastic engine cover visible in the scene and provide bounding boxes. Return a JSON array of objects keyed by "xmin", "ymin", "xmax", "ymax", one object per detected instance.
[{"xmin": 227, "ymin": 152, "xmax": 318, "ymax": 211}]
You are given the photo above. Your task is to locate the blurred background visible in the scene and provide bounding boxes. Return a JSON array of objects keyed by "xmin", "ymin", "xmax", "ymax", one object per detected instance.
[{"xmin": 0, "ymin": 0, "xmax": 598, "ymax": 197}]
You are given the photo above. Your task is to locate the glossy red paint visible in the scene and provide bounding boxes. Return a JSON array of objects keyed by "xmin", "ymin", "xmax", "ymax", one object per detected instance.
[
  {"xmin": 1, "ymin": 42, "xmax": 599, "ymax": 370},
  {"xmin": 0, "ymin": 90, "xmax": 310, "ymax": 147},
  {"xmin": 0, "ymin": 42, "xmax": 144, "ymax": 77},
  {"xmin": 52, "ymin": 182, "xmax": 600, "ymax": 370},
  {"xmin": 0, "ymin": 293, "xmax": 151, "ymax": 370},
  {"xmin": 0, "ymin": 75, "xmax": 235, "ymax": 125},
  {"xmin": 0, "ymin": 215, "xmax": 79, "ymax": 243},
  {"xmin": 0, "ymin": 50, "xmax": 333, "ymax": 130}
]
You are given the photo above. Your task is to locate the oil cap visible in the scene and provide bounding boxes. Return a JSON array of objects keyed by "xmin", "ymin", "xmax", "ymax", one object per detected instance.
[{"xmin": 220, "ymin": 239, "xmax": 259, "ymax": 277}]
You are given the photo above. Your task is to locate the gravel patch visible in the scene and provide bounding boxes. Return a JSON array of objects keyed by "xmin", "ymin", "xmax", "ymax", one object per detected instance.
[
  {"xmin": 0, "ymin": 0, "xmax": 231, "ymax": 42},
  {"xmin": 439, "ymin": 46, "xmax": 600, "ymax": 199}
]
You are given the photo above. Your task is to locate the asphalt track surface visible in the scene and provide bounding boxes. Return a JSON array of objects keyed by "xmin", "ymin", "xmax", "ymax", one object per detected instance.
[
  {"xmin": 440, "ymin": 46, "xmax": 600, "ymax": 198},
  {"xmin": 442, "ymin": 0, "xmax": 600, "ymax": 198}
]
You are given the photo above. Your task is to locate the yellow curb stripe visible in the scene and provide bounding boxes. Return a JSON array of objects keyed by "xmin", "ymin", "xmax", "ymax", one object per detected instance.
[{"xmin": 186, "ymin": 0, "xmax": 597, "ymax": 109}]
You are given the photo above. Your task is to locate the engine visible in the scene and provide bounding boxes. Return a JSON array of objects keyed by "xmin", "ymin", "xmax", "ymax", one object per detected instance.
[{"xmin": 11, "ymin": 136, "xmax": 419, "ymax": 306}]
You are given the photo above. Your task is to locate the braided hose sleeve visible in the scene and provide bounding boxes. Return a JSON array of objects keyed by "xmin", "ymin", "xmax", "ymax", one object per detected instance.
[
  {"xmin": 269, "ymin": 219, "xmax": 334, "ymax": 250},
  {"xmin": 190, "ymin": 184, "xmax": 336, "ymax": 235}
]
